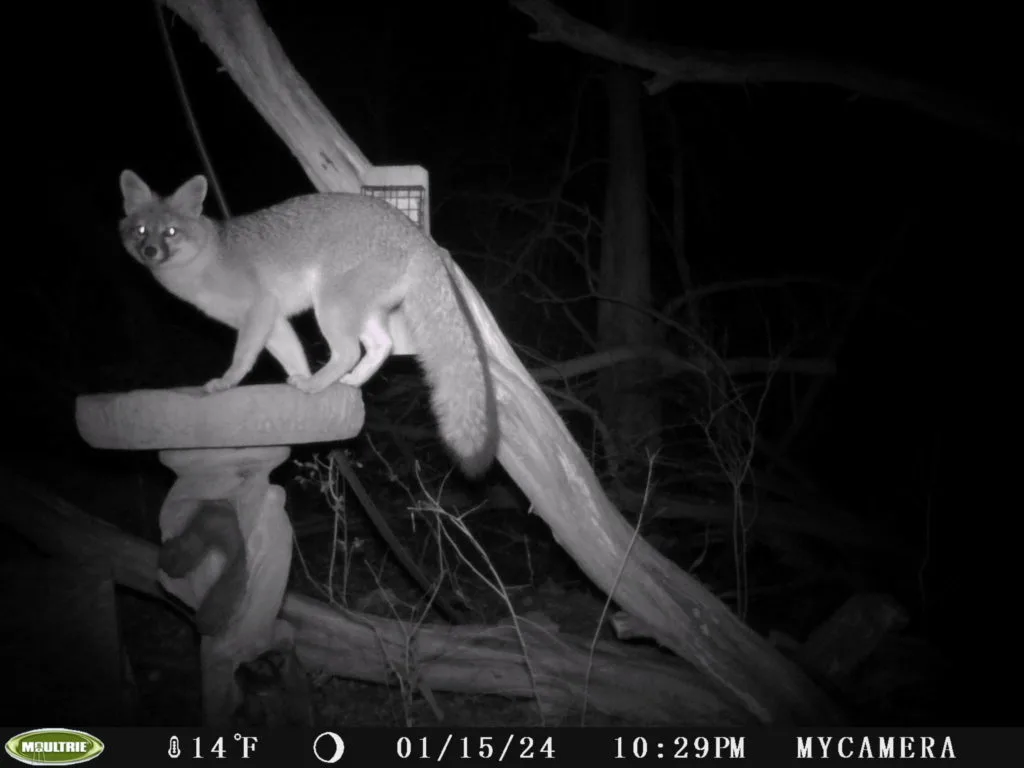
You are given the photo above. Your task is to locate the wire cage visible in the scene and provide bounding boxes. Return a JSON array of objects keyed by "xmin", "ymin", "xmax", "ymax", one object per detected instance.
[{"xmin": 360, "ymin": 165, "xmax": 430, "ymax": 235}]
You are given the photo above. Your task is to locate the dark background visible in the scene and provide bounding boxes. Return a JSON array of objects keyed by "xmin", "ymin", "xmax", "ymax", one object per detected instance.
[{"xmin": 9, "ymin": 0, "xmax": 1021, "ymax": 725}]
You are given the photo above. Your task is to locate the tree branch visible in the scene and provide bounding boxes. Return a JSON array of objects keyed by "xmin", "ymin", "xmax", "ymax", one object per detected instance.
[
  {"xmin": 512, "ymin": 0, "xmax": 1020, "ymax": 145},
  {"xmin": 531, "ymin": 346, "xmax": 834, "ymax": 383}
]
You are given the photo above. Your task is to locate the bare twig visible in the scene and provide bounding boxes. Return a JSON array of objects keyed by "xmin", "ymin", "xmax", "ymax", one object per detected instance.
[{"xmin": 511, "ymin": 0, "xmax": 1020, "ymax": 145}]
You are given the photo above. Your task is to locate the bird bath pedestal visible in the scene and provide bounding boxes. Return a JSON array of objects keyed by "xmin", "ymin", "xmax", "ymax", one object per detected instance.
[{"xmin": 76, "ymin": 383, "xmax": 363, "ymax": 725}]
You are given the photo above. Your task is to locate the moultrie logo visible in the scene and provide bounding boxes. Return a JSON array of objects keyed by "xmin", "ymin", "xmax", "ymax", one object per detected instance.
[{"xmin": 4, "ymin": 729, "xmax": 105, "ymax": 766}]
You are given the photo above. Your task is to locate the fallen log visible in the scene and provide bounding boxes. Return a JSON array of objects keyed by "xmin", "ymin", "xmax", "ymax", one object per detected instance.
[{"xmin": 2, "ymin": 467, "xmax": 742, "ymax": 724}]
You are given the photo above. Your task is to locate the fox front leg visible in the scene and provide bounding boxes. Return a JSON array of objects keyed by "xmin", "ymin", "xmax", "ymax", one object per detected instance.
[
  {"xmin": 288, "ymin": 298, "xmax": 363, "ymax": 394},
  {"xmin": 204, "ymin": 295, "xmax": 280, "ymax": 393},
  {"xmin": 265, "ymin": 317, "xmax": 311, "ymax": 381}
]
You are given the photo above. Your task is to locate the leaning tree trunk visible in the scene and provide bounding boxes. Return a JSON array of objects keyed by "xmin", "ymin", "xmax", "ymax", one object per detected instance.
[{"xmin": 159, "ymin": 0, "xmax": 842, "ymax": 724}]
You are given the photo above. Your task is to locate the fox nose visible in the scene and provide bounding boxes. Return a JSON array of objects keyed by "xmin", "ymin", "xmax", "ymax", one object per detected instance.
[{"xmin": 142, "ymin": 244, "xmax": 159, "ymax": 259}]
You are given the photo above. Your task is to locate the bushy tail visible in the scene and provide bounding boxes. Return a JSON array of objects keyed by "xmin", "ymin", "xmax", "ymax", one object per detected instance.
[{"xmin": 403, "ymin": 245, "xmax": 498, "ymax": 477}]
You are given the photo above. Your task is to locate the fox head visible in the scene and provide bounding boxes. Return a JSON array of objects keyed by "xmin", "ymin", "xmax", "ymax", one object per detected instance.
[{"xmin": 118, "ymin": 170, "xmax": 210, "ymax": 269}]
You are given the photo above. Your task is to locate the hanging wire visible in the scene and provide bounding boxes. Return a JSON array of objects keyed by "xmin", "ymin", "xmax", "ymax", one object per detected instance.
[{"xmin": 152, "ymin": 0, "xmax": 231, "ymax": 218}]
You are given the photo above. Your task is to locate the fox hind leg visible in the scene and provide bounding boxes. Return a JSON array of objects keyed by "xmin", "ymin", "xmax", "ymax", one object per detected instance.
[{"xmin": 338, "ymin": 310, "xmax": 392, "ymax": 388}]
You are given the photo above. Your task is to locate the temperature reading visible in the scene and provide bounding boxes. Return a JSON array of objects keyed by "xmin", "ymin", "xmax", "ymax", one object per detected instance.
[
  {"xmin": 234, "ymin": 733, "xmax": 260, "ymax": 760},
  {"xmin": 187, "ymin": 735, "xmax": 259, "ymax": 759},
  {"xmin": 193, "ymin": 736, "xmax": 227, "ymax": 759}
]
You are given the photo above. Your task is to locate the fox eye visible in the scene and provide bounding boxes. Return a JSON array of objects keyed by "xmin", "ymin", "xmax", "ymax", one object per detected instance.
[
  {"xmin": 135, "ymin": 224, "xmax": 146, "ymax": 237},
  {"xmin": 165, "ymin": 226, "xmax": 178, "ymax": 238}
]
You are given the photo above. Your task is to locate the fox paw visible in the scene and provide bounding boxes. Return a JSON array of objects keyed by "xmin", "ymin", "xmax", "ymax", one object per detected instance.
[
  {"xmin": 203, "ymin": 375, "xmax": 239, "ymax": 394},
  {"xmin": 337, "ymin": 372, "xmax": 365, "ymax": 388},
  {"xmin": 287, "ymin": 374, "xmax": 322, "ymax": 394}
]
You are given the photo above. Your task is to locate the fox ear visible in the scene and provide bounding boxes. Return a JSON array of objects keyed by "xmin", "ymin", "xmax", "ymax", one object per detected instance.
[
  {"xmin": 168, "ymin": 174, "xmax": 209, "ymax": 218},
  {"xmin": 120, "ymin": 169, "xmax": 154, "ymax": 215}
]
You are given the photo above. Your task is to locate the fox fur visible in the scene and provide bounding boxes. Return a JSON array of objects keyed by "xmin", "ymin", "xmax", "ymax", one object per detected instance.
[{"xmin": 118, "ymin": 170, "xmax": 497, "ymax": 477}]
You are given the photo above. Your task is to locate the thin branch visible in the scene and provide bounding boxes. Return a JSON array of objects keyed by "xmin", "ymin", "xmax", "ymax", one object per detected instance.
[
  {"xmin": 531, "ymin": 346, "xmax": 834, "ymax": 383},
  {"xmin": 511, "ymin": 0, "xmax": 1020, "ymax": 145}
]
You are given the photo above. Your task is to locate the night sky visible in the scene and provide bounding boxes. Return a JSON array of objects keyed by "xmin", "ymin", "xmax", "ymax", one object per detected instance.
[{"xmin": 13, "ymin": 0, "xmax": 1022, "ymax": 726}]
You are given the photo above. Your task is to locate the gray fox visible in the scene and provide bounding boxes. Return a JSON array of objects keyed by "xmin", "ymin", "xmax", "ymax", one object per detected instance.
[
  {"xmin": 159, "ymin": 499, "xmax": 247, "ymax": 636},
  {"xmin": 118, "ymin": 170, "xmax": 497, "ymax": 477}
]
